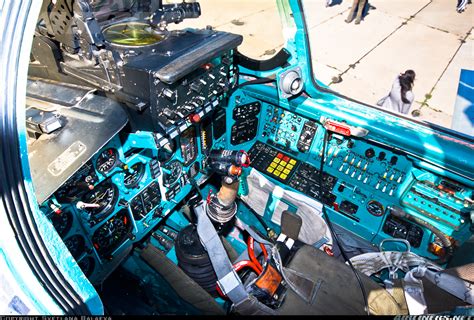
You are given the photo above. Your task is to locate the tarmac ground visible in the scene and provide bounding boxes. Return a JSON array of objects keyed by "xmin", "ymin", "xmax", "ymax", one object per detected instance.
[{"xmin": 175, "ymin": 0, "xmax": 473, "ymax": 130}]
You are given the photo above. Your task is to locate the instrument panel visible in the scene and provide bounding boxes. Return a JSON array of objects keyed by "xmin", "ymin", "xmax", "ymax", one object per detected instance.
[
  {"xmin": 40, "ymin": 118, "xmax": 212, "ymax": 284},
  {"xmin": 34, "ymin": 29, "xmax": 237, "ymax": 284},
  {"xmin": 230, "ymin": 93, "xmax": 473, "ymax": 261},
  {"xmin": 38, "ymin": 85, "xmax": 473, "ymax": 285}
]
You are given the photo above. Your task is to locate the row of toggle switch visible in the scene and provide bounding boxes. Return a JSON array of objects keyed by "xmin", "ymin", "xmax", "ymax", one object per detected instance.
[{"xmin": 325, "ymin": 144, "xmax": 407, "ymax": 197}]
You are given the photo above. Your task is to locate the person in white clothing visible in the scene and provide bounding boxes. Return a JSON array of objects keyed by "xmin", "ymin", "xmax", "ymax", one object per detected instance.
[{"xmin": 377, "ymin": 70, "xmax": 416, "ymax": 115}]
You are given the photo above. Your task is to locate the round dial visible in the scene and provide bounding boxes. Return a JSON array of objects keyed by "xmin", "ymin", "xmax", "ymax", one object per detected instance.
[
  {"xmin": 51, "ymin": 209, "xmax": 73, "ymax": 238},
  {"xmin": 92, "ymin": 210, "xmax": 131, "ymax": 258},
  {"xmin": 55, "ymin": 162, "xmax": 97, "ymax": 202},
  {"xmin": 96, "ymin": 148, "xmax": 120, "ymax": 174},
  {"xmin": 78, "ymin": 256, "xmax": 95, "ymax": 277},
  {"xmin": 365, "ymin": 148, "xmax": 375, "ymax": 159},
  {"xmin": 82, "ymin": 183, "xmax": 119, "ymax": 223},
  {"xmin": 64, "ymin": 234, "xmax": 86, "ymax": 260},
  {"xmin": 162, "ymin": 160, "xmax": 182, "ymax": 187},
  {"xmin": 367, "ymin": 200, "xmax": 384, "ymax": 217},
  {"xmin": 124, "ymin": 162, "xmax": 146, "ymax": 189}
]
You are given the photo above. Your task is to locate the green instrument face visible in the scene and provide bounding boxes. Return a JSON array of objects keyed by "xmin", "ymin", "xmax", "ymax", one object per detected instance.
[{"xmin": 103, "ymin": 22, "xmax": 166, "ymax": 47}]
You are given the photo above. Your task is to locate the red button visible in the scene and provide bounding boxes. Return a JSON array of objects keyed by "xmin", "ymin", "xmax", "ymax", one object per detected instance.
[
  {"xmin": 283, "ymin": 156, "xmax": 290, "ymax": 162},
  {"xmin": 277, "ymin": 153, "xmax": 283, "ymax": 159}
]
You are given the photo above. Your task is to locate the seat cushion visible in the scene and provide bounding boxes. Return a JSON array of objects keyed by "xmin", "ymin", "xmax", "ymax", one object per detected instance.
[{"xmin": 278, "ymin": 245, "xmax": 402, "ymax": 315}]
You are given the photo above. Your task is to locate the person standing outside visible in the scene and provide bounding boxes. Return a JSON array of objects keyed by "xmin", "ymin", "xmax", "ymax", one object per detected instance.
[
  {"xmin": 345, "ymin": 0, "xmax": 370, "ymax": 24},
  {"xmin": 377, "ymin": 70, "xmax": 416, "ymax": 115}
]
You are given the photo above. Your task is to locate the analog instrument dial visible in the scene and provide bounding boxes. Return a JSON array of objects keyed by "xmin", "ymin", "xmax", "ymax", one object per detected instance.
[{"xmin": 96, "ymin": 148, "xmax": 120, "ymax": 174}]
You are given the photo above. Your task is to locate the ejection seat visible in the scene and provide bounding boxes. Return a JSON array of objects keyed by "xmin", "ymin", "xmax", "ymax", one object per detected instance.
[
  {"xmin": 262, "ymin": 210, "xmax": 403, "ymax": 315},
  {"xmin": 141, "ymin": 208, "xmax": 472, "ymax": 315}
]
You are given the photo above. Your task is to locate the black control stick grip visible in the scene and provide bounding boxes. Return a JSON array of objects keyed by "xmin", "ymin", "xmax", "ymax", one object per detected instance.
[{"xmin": 150, "ymin": 2, "xmax": 201, "ymax": 26}]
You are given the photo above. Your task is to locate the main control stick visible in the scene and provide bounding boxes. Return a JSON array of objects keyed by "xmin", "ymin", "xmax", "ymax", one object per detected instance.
[
  {"xmin": 208, "ymin": 149, "xmax": 248, "ymax": 184},
  {"xmin": 205, "ymin": 150, "xmax": 249, "ymax": 233}
]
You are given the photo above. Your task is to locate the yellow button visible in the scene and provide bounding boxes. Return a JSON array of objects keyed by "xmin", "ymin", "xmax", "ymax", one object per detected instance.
[
  {"xmin": 287, "ymin": 164, "xmax": 294, "ymax": 170},
  {"xmin": 270, "ymin": 162, "xmax": 277, "ymax": 168},
  {"xmin": 280, "ymin": 161, "xmax": 287, "ymax": 166},
  {"xmin": 274, "ymin": 170, "xmax": 281, "ymax": 176},
  {"xmin": 277, "ymin": 165, "xmax": 284, "ymax": 171},
  {"xmin": 289, "ymin": 159, "xmax": 297, "ymax": 165},
  {"xmin": 280, "ymin": 174, "xmax": 288, "ymax": 180},
  {"xmin": 267, "ymin": 167, "xmax": 274, "ymax": 173},
  {"xmin": 273, "ymin": 158, "xmax": 280, "ymax": 164},
  {"xmin": 283, "ymin": 168, "xmax": 290, "ymax": 174}
]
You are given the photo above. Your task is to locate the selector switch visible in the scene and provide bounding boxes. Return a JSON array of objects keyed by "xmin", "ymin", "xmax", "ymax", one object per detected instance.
[
  {"xmin": 162, "ymin": 88, "xmax": 176, "ymax": 101},
  {"xmin": 163, "ymin": 108, "xmax": 176, "ymax": 119},
  {"xmin": 190, "ymin": 81, "xmax": 203, "ymax": 93}
]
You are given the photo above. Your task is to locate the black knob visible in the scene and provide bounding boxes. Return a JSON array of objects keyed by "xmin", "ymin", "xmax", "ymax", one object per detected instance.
[
  {"xmin": 365, "ymin": 148, "xmax": 375, "ymax": 158},
  {"xmin": 390, "ymin": 156, "xmax": 398, "ymax": 166},
  {"xmin": 347, "ymin": 139, "xmax": 355, "ymax": 148}
]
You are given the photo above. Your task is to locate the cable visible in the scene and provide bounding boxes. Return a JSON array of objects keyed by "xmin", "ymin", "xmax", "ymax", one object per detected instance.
[
  {"xmin": 245, "ymin": 204, "xmax": 276, "ymax": 241},
  {"xmin": 238, "ymin": 72, "xmax": 265, "ymax": 78},
  {"xmin": 229, "ymin": 72, "xmax": 277, "ymax": 97},
  {"xmin": 236, "ymin": 77, "xmax": 276, "ymax": 89},
  {"xmin": 317, "ymin": 128, "xmax": 370, "ymax": 315},
  {"xmin": 260, "ymin": 243, "xmax": 268, "ymax": 260},
  {"xmin": 247, "ymin": 236, "xmax": 263, "ymax": 273}
]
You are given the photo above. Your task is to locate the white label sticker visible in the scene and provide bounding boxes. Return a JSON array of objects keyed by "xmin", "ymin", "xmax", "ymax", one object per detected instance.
[{"xmin": 48, "ymin": 141, "xmax": 86, "ymax": 176}]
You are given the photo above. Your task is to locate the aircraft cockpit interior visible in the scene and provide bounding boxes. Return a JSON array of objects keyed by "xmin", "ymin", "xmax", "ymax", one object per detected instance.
[{"xmin": 25, "ymin": 0, "xmax": 474, "ymax": 315}]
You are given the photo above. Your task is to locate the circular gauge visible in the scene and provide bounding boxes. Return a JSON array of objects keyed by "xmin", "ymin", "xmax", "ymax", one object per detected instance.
[
  {"xmin": 55, "ymin": 162, "xmax": 98, "ymax": 202},
  {"xmin": 64, "ymin": 234, "xmax": 86, "ymax": 260},
  {"xmin": 367, "ymin": 200, "xmax": 384, "ymax": 217},
  {"xmin": 51, "ymin": 209, "xmax": 73, "ymax": 238},
  {"xmin": 78, "ymin": 256, "xmax": 95, "ymax": 278},
  {"xmin": 162, "ymin": 160, "xmax": 182, "ymax": 187},
  {"xmin": 103, "ymin": 22, "xmax": 167, "ymax": 47},
  {"xmin": 92, "ymin": 210, "xmax": 132, "ymax": 258},
  {"xmin": 82, "ymin": 183, "xmax": 119, "ymax": 223},
  {"xmin": 96, "ymin": 148, "xmax": 120, "ymax": 174},
  {"xmin": 124, "ymin": 162, "xmax": 146, "ymax": 189}
]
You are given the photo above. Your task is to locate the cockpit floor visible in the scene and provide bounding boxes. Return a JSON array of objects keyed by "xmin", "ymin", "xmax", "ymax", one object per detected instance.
[{"xmin": 99, "ymin": 250, "xmax": 203, "ymax": 315}]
